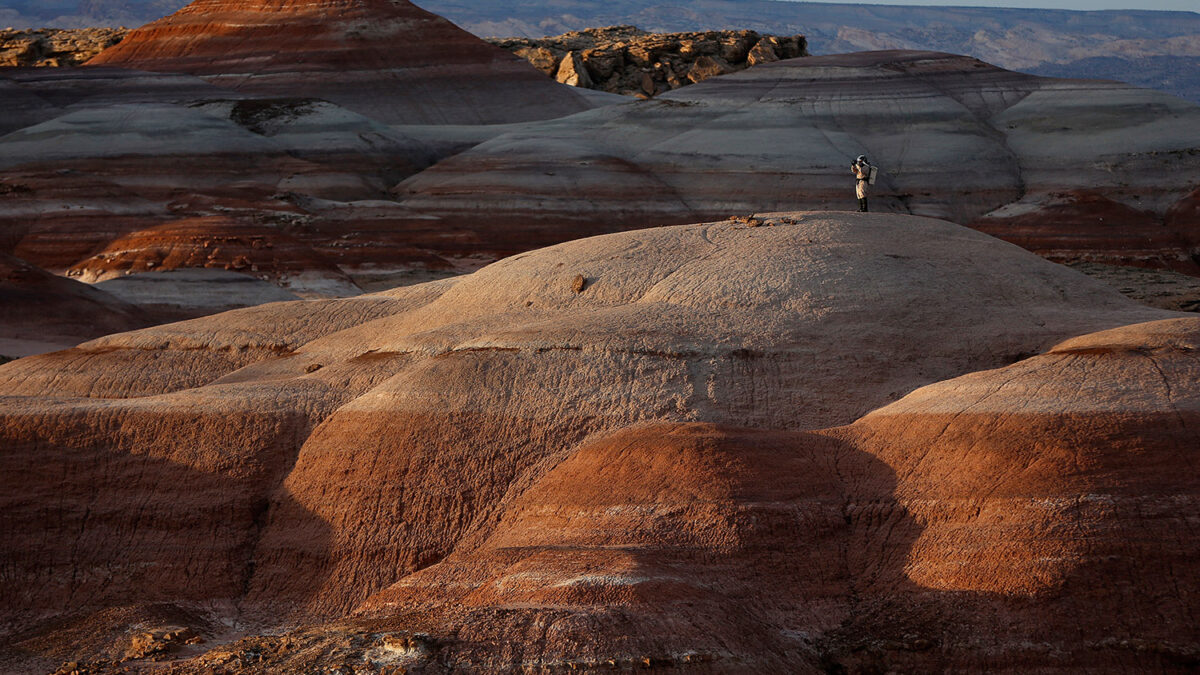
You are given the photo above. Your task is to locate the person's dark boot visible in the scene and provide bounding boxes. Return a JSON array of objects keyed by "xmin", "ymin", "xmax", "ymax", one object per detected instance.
[{"xmin": 858, "ymin": 198, "xmax": 868, "ymax": 212}]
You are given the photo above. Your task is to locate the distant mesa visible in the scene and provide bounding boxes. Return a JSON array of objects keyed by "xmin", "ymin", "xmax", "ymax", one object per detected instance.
[
  {"xmin": 85, "ymin": 0, "xmax": 611, "ymax": 125},
  {"xmin": 415, "ymin": 0, "xmax": 1200, "ymax": 104}
]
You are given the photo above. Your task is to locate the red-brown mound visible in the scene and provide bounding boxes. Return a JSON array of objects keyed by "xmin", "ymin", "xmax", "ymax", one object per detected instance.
[
  {"xmin": 355, "ymin": 423, "xmax": 903, "ymax": 672},
  {"xmin": 86, "ymin": 0, "xmax": 602, "ymax": 125},
  {"xmin": 341, "ymin": 320, "xmax": 1200, "ymax": 672},
  {"xmin": 971, "ymin": 189, "xmax": 1200, "ymax": 274},
  {"xmin": 0, "ymin": 251, "xmax": 153, "ymax": 356},
  {"xmin": 67, "ymin": 216, "xmax": 361, "ymax": 297}
]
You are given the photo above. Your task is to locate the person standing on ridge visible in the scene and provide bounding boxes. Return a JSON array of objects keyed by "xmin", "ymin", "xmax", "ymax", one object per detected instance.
[{"xmin": 851, "ymin": 155, "xmax": 873, "ymax": 212}]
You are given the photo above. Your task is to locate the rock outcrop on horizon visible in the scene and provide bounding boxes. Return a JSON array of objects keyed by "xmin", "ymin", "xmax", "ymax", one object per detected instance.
[
  {"xmin": 1, "ymin": 213, "xmax": 1196, "ymax": 672},
  {"xmin": 0, "ymin": 27, "xmax": 125, "ymax": 66},
  {"xmin": 488, "ymin": 26, "xmax": 807, "ymax": 97},
  {"xmin": 418, "ymin": 0, "xmax": 1200, "ymax": 104},
  {"xmin": 85, "ymin": 0, "xmax": 612, "ymax": 125},
  {"xmin": 392, "ymin": 50, "xmax": 1200, "ymax": 275}
]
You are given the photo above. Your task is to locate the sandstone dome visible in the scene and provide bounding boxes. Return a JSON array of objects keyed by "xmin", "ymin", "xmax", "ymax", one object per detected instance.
[
  {"xmin": 86, "ymin": 0, "xmax": 612, "ymax": 125},
  {"xmin": 2, "ymin": 212, "xmax": 1193, "ymax": 672}
]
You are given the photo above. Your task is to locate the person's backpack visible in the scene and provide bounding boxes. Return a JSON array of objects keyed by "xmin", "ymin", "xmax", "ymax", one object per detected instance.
[{"xmin": 867, "ymin": 165, "xmax": 878, "ymax": 185}]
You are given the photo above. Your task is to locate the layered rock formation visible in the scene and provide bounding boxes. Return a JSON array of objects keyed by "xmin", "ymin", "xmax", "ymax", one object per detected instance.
[
  {"xmin": 0, "ymin": 1, "xmax": 630, "ymax": 319},
  {"xmin": 3, "ymin": 1, "xmax": 1198, "ymax": 101},
  {"xmin": 2, "ymin": 213, "xmax": 1195, "ymax": 672},
  {"xmin": 488, "ymin": 26, "xmax": 806, "ymax": 97},
  {"xmin": 0, "ymin": 66, "xmax": 505, "ymax": 307},
  {"xmin": 393, "ymin": 50, "xmax": 1200, "ymax": 274},
  {"xmin": 0, "ymin": 27, "xmax": 125, "ymax": 66},
  {"xmin": 85, "ymin": 0, "xmax": 612, "ymax": 125},
  {"xmin": 0, "ymin": 88, "xmax": 430, "ymax": 293}
]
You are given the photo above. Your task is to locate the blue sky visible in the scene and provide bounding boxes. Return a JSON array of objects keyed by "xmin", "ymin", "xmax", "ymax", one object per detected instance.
[{"xmin": 788, "ymin": 0, "xmax": 1198, "ymax": 10}]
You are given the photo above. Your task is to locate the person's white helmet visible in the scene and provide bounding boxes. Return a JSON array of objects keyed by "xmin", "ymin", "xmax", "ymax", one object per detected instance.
[{"xmin": 856, "ymin": 155, "xmax": 868, "ymax": 163}]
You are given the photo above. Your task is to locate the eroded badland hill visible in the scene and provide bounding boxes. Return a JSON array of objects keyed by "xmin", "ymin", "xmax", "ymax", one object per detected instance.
[{"xmin": 1, "ymin": 0, "xmax": 1199, "ymax": 672}]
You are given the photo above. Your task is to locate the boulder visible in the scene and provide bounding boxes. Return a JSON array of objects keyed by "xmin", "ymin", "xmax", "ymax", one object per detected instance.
[
  {"xmin": 686, "ymin": 54, "xmax": 734, "ymax": 83},
  {"xmin": 555, "ymin": 51, "xmax": 593, "ymax": 88},
  {"xmin": 747, "ymin": 37, "xmax": 780, "ymax": 65}
]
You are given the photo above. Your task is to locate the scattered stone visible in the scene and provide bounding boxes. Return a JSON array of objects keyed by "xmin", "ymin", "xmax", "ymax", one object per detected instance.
[
  {"xmin": 123, "ymin": 626, "xmax": 198, "ymax": 661},
  {"xmin": 730, "ymin": 214, "xmax": 764, "ymax": 227},
  {"xmin": 686, "ymin": 54, "xmax": 735, "ymax": 83},
  {"xmin": 571, "ymin": 274, "xmax": 587, "ymax": 293}
]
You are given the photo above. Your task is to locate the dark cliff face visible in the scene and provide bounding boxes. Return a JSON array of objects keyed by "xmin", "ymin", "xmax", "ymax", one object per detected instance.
[{"xmin": 488, "ymin": 26, "xmax": 807, "ymax": 97}]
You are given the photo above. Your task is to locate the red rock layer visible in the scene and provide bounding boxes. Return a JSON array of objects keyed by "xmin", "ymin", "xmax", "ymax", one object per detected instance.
[
  {"xmin": 971, "ymin": 189, "xmax": 1200, "ymax": 275},
  {"xmin": 66, "ymin": 216, "xmax": 358, "ymax": 290},
  {"xmin": 86, "ymin": 0, "xmax": 601, "ymax": 125},
  {"xmin": 354, "ymin": 423, "xmax": 902, "ymax": 671},
  {"xmin": 336, "ymin": 319, "xmax": 1200, "ymax": 672}
]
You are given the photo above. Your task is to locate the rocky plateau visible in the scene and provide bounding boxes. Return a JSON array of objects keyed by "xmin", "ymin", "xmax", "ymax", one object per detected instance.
[{"xmin": 488, "ymin": 26, "xmax": 806, "ymax": 97}]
